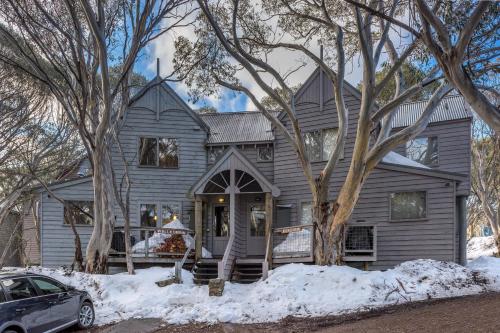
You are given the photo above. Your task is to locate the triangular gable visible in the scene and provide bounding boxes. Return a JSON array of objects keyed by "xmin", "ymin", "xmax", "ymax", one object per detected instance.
[
  {"xmin": 189, "ymin": 147, "xmax": 280, "ymax": 197},
  {"xmin": 129, "ymin": 76, "xmax": 210, "ymax": 132}
]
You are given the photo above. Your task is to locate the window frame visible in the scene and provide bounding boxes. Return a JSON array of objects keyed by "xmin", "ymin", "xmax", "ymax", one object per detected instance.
[
  {"xmin": 405, "ymin": 135, "xmax": 439, "ymax": 167},
  {"xmin": 389, "ymin": 191, "xmax": 428, "ymax": 222},
  {"xmin": 1, "ymin": 277, "xmax": 39, "ymax": 301},
  {"xmin": 304, "ymin": 128, "xmax": 343, "ymax": 163},
  {"xmin": 207, "ymin": 145, "xmax": 226, "ymax": 164},
  {"xmin": 139, "ymin": 203, "xmax": 158, "ymax": 228},
  {"xmin": 63, "ymin": 200, "xmax": 94, "ymax": 226},
  {"xmin": 257, "ymin": 146, "xmax": 274, "ymax": 162},
  {"xmin": 137, "ymin": 136, "xmax": 179, "ymax": 169},
  {"xmin": 343, "ymin": 224, "xmax": 377, "ymax": 262},
  {"xmin": 161, "ymin": 202, "xmax": 181, "ymax": 226},
  {"xmin": 299, "ymin": 201, "xmax": 313, "ymax": 226}
]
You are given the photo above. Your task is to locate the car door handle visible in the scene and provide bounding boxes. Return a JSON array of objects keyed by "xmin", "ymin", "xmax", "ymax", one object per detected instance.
[
  {"xmin": 48, "ymin": 300, "xmax": 58, "ymax": 305},
  {"xmin": 15, "ymin": 308, "xmax": 26, "ymax": 313}
]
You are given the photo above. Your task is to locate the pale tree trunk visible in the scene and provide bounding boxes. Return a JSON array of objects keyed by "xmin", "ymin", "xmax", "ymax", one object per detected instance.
[
  {"xmin": 86, "ymin": 147, "xmax": 116, "ymax": 274},
  {"xmin": 63, "ymin": 207, "xmax": 84, "ymax": 272}
]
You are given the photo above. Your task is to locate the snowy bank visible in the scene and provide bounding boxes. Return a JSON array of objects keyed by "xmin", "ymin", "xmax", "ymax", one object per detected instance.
[
  {"xmin": 3, "ymin": 257, "xmax": 500, "ymax": 326},
  {"xmin": 467, "ymin": 236, "xmax": 498, "ymax": 260}
]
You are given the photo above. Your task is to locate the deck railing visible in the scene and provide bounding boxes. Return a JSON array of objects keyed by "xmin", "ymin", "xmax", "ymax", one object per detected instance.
[
  {"xmin": 272, "ymin": 224, "xmax": 314, "ymax": 260},
  {"xmin": 110, "ymin": 226, "xmax": 194, "ymax": 258}
]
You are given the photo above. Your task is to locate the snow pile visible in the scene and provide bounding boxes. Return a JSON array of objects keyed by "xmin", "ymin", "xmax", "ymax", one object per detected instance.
[
  {"xmin": 467, "ymin": 236, "xmax": 498, "ymax": 260},
  {"xmin": 382, "ymin": 151, "xmax": 429, "ymax": 169},
  {"xmin": 3, "ymin": 257, "xmax": 500, "ymax": 326},
  {"xmin": 132, "ymin": 219, "xmax": 212, "ymax": 258}
]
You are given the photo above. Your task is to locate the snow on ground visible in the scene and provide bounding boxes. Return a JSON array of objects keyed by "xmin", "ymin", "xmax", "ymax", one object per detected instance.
[
  {"xmin": 3, "ymin": 258, "xmax": 500, "ymax": 326},
  {"xmin": 467, "ymin": 236, "xmax": 498, "ymax": 260}
]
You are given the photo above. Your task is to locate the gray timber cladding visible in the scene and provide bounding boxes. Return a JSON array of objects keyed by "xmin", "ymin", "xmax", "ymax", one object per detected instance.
[{"xmin": 274, "ymin": 69, "xmax": 466, "ymax": 268}]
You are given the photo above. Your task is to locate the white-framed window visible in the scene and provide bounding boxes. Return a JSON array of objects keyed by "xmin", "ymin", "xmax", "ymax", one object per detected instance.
[
  {"xmin": 390, "ymin": 191, "xmax": 427, "ymax": 221},
  {"xmin": 257, "ymin": 146, "xmax": 273, "ymax": 162},
  {"xmin": 300, "ymin": 202, "xmax": 312, "ymax": 225},
  {"xmin": 161, "ymin": 203, "xmax": 181, "ymax": 225},
  {"xmin": 304, "ymin": 128, "xmax": 341, "ymax": 162},
  {"xmin": 208, "ymin": 146, "xmax": 225, "ymax": 164},
  {"xmin": 343, "ymin": 225, "xmax": 377, "ymax": 261},
  {"xmin": 138, "ymin": 137, "xmax": 178, "ymax": 168},
  {"xmin": 405, "ymin": 136, "xmax": 438, "ymax": 167},
  {"xmin": 140, "ymin": 203, "xmax": 157, "ymax": 227}
]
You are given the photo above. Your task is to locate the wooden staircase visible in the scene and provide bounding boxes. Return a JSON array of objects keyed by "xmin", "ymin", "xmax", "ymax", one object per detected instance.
[
  {"xmin": 231, "ymin": 261, "xmax": 263, "ymax": 284},
  {"xmin": 192, "ymin": 261, "xmax": 218, "ymax": 285}
]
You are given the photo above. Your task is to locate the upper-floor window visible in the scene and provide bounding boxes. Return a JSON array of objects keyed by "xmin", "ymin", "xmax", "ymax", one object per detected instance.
[
  {"xmin": 64, "ymin": 201, "xmax": 94, "ymax": 225},
  {"xmin": 139, "ymin": 137, "xmax": 178, "ymax": 168},
  {"xmin": 257, "ymin": 146, "xmax": 273, "ymax": 162},
  {"xmin": 304, "ymin": 128, "xmax": 341, "ymax": 162},
  {"xmin": 390, "ymin": 191, "xmax": 427, "ymax": 220},
  {"xmin": 405, "ymin": 136, "xmax": 438, "ymax": 167},
  {"xmin": 208, "ymin": 146, "xmax": 225, "ymax": 164}
]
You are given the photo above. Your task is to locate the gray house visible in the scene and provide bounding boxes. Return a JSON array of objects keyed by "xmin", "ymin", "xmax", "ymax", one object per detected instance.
[{"xmin": 23, "ymin": 69, "xmax": 472, "ymax": 283}]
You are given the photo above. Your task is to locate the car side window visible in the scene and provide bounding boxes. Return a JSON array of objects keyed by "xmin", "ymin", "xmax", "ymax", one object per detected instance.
[
  {"xmin": 31, "ymin": 277, "xmax": 65, "ymax": 295},
  {"xmin": 1, "ymin": 278, "xmax": 37, "ymax": 300}
]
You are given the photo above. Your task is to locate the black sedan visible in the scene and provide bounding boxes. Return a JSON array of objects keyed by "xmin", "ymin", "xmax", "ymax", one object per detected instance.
[{"xmin": 0, "ymin": 272, "xmax": 94, "ymax": 333}]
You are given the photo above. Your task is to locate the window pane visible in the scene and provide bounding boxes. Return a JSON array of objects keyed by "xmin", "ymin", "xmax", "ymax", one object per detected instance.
[
  {"xmin": 345, "ymin": 226, "xmax": 374, "ymax": 251},
  {"xmin": 31, "ymin": 277, "xmax": 65, "ymax": 295},
  {"xmin": 64, "ymin": 201, "xmax": 94, "ymax": 225},
  {"xmin": 1, "ymin": 278, "xmax": 37, "ymax": 300},
  {"xmin": 406, "ymin": 137, "xmax": 438, "ymax": 166},
  {"xmin": 139, "ymin": 137, "xmax": 157, "ymax": 166},
  {"xmin": 250, "ymin": 205, "xmax": 266, "ymax": 237},
  {"xmin": 159, "ymin": 138, "xmax": 178, "ymax": 168},
  {"xmin": 162, "ymin": 203, "xmax": 180, "ymax": 225},
  {"xmin": 258, "ymin": 147, "xmax": 273, "ymax": 161},
  {"xmin": 214, "ymin": 206, "xmax": 229, "ymax": 237},
  {"xmin": 300, "ymin": 202, "xmax": 312, "ymax": 225},
  {"xmin": 304, "ymin": 131, "xmax": 321, "ymax": 162},
  {"xmin": 140, "ymin": 204, "xmax": 157, "ymax": 227},
  {"xmin": 322, "ymin": 128, "xmax": 338, "ymax": 161},
  {"xmin": 390, "ymin": 192, "xmax": 426, "ymax": 220},
  {"xmin": 208, "ymin": 146, "xmax": 225, "ymax": 163},
  {"xmin": 0, "ymin": 288, "xmax": 5, "ymax": 303}
]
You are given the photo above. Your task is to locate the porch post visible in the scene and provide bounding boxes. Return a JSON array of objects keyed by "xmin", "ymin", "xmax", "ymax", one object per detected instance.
[
  {"xmin": 265, "ymin": 192, "xmax": 273, "ymax": 267},
  {"xmin": 194, "ymin": 196, "xmax": 203, "ymax": 261}
]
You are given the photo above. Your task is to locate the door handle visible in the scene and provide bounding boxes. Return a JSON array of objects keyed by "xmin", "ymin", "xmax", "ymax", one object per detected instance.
[
  {"xmin": 15, "ymin": 308, "xmax": 26, "ymax": 313},
  {"xmin": 48, "ymin": 300, "xmax": 58, "ymax": 305}
]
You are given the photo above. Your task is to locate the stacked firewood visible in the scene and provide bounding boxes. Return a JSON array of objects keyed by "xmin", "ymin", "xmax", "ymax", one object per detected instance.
[{"xmin": 155, "ymin": 234, "xmax": 187, "ymax": 254}]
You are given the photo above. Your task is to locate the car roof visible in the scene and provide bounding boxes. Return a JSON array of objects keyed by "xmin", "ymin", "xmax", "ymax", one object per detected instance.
[{"xmin": 0, "ymin": 271, "xmax": 37, "ymax": 279}]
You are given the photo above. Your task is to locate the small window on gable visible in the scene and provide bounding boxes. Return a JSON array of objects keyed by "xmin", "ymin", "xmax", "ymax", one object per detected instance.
[
  {"xmin": 300, "ymin": 202, "xmax": 312, "ymax": 225},
  {"xmin": 139, "ymin": 137, "xmax": 178, "ymax": 168},
  {"xmin": 257, "ymin": 146, "xmax": 273, "ymax": 162},
  {"xmin": 390, "ymin": 191, "xmax": 427, "ymax": 220},
  {"xmin": 208, "ymin": 146, "xmax": 225, "ymax": 164},
  {"xmin": 344, "ymin": 225, "xmax": 376, "ymax": 261},
  {"xmin": 405, "ymin": 136, "xmax": 438, "ymax": 167},
  {"xmin": 64, "ymin": 201, "xmax": 94, "ymax": 225}
]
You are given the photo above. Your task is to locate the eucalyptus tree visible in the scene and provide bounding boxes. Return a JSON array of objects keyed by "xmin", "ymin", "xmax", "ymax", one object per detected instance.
[
  {"xmin": 176, "ymin": 0, "xmax": 456, "ymax": 264},
  {"xmin": 346, "ymin": 0, "xmax": 500, "ymax": 133},
  {"xmin": 0, "ymin": 0, "xmax": 192, "ymax": 273}
]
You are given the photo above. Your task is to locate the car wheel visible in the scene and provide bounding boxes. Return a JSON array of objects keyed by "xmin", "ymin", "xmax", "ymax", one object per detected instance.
[{"xmin": 77, "ymin": 301, "xmax": 95, "ymax": 329}]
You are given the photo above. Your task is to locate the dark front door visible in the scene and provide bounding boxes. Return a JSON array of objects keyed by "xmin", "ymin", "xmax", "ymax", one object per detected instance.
[
  {"xmin": 247, "ymin": 204, "xmax": 266, "ymax": 256},
  {"xmin": 212, "ymin": 205, "xmax": 230, "ymax": 256}
]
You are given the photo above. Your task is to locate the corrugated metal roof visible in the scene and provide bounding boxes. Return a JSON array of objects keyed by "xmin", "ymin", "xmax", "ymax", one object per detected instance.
[
  {"xmin": 391, "ymin": 94, "xmax": 472, "ymax": 128},
  {"xmin": 200, "ymin": 111, "xmax": 278, "ymax": 144}
]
